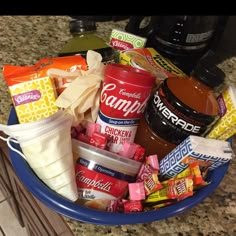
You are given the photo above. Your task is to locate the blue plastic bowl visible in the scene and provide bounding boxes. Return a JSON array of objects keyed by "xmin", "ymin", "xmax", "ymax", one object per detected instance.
[{"xmin": 8, "ymin": 107, "xmax": 230, "ymax": 225}]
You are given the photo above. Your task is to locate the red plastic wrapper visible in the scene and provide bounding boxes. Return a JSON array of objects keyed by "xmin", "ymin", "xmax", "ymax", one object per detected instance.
[
  {"xmin": 123, "ymin": 200, "xmax": 143, "ymax": 212},
  {"xmin": 77, "ymin": 133, "xmax": 91, "ymax": 144},
  {"xmin": 89, "ymin": 132, "xmax": 109, "ymax": 149},
  {"xmin": 133, "ymin": 145, "xmax": 146, "ymax": 162}
]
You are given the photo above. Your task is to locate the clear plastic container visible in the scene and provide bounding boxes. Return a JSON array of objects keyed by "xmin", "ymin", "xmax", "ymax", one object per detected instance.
[{"xmin": 72, "ymin": 139, "xmax": 141, "ymax": 210}]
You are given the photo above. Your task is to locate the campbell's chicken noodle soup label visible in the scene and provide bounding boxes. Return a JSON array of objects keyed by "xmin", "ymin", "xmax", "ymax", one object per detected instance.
[{"xmin": 96, "ymin": 64, "xmax": 155, "ymax": 153}]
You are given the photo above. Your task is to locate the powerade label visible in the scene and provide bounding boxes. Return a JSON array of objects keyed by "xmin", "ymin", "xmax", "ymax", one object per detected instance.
[
  {"xmin": 97, "ymin": 76, "xmax": 152, "ymax": 153},
  {"xmin": 145, "ymin": 81, "xmax": 216, "ymax": 144}
]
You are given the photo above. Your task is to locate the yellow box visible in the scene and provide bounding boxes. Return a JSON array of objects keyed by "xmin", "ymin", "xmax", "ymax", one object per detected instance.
[
  {"xmin": 217, "ymin": 124, "xmax": 236, "ymax": 141},
  {"xmin": 206, "ymin": 85, "xmax": 236, "ymax": 139},
  {"xmin": 9, "ymin": 76, "xmax": 58, "ymax": 123}
]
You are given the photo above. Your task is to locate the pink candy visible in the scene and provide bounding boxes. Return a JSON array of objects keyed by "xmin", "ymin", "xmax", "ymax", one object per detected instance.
[
  {"xmin": 71, "ymin": 127, "xmax": 78, "ymax": 138},
  {"xmin": 128, "ymin": 182, "xmax": 146, "ymax": 201},
  {"xmin": 146, "ymin": 154, "xmax": 159, "ymax": 170},
  {"xmin": 118, "ymin": 142, "xmax": 139, "ymax": 159},
  {"xmin": 86, "ymin": 122, "xmax": 101, "ymax": 137}
]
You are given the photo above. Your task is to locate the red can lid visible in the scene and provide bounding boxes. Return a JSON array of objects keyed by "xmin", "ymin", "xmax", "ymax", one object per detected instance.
[{"xmin": 105, "ymin": 63, "xmax": 155, "ymax": 88}]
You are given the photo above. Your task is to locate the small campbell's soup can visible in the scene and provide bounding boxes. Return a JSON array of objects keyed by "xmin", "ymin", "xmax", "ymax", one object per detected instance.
[
  {"xmin": 96, "ymin": 63, "xmax": 155, "ymax": 153},
  {"xmin": 72, "ymin": 139, "xmax": 142, "ymax": 210}
]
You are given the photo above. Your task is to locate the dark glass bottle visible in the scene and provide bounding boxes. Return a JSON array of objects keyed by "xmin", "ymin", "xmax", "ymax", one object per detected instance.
[{"xmin": 58, "ymin": 18, "xmax": 114, "ymax": 63}]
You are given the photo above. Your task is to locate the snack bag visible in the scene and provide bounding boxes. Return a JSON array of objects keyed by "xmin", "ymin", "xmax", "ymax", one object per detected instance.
[
  {"xmin": 3, "ymin": 55, "xmax": 87, "ymax": 123},
  {"xmin": 3, "ymin": 55, "xmax": 87, "ymax": 87}
]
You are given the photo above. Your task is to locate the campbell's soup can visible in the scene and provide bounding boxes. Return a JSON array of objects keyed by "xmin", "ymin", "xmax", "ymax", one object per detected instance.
[
  {"xmin": 72, "ymin": 139, "xmax": 142, "ymax": 210},
  {"xmin": 96, "ymin": 63, "xmax": 155, "ymax": 153}
]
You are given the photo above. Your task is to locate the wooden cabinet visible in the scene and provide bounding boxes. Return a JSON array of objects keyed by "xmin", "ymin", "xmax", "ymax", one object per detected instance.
[
  {"xmin": 0, "ymin": 138, "xmax": 24, "ymax": 227},
  {"xmin": 0, "ymin": 132, "xmax": 75, "ymax": 236}
]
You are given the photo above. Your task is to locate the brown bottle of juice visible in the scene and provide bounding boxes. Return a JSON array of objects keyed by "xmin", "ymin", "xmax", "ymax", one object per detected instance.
[{"xmin": 134, "ymin": 57, "xmax": 225, "ymax": 161}]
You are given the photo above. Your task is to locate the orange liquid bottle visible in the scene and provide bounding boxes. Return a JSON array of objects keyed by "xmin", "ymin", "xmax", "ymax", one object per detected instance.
[{"xmin": 135, "ymin": 57, "xmax": 225, "ymax": 161}]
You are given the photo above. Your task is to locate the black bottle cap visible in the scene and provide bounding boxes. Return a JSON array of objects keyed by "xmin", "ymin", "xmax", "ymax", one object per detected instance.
[
  {"xmin": 69, "ymin": 19, "xmax": 96, "ymax": 34},
  {"xmin": 69, "ymin": 15, "xmax": 130, "ymax": 22},
  {"xmin": 191, "ymin": 52, "xmax": 225, "ymax": 88}
]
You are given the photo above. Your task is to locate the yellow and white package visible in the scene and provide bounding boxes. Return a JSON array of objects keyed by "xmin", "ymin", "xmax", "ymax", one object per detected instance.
[
  {"xmin": 8, "ymin": 76, "xmax": 58, "ymax": 123},
  {"xmin": 3, "ymin": 55, "xmax": 88, "ymax": 124},
  {"xmin": 206, "ymin": 85, "xmax": 236, "ymax": 140}
]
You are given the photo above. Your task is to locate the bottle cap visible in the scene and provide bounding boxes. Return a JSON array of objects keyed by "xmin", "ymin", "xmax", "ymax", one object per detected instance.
[
  {"xmin": 191, "ymin": 55, "xmax": 225, "ymax": 88},
  {"xmin": 69, "ymin": 19, "xmax": 96, "ymax": 34}
]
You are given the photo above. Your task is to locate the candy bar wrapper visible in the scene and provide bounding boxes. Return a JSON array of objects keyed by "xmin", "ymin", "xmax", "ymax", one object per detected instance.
[
  {"xmin": 159, "ymin": 135, "xmax": 233, "ymax": 179},
  {"xmin": 145, "ymin": 175, "xmax": 194, "ymax": 202},
  {"xmin": 55, "ymin": 50, "xmax": 105, "ymax": 126},
  {"xmin": 206, "ymin": 85, "xmax": 236, "ymax": 140},
  {"xmin": 109, "ymin": 29, "xmax": 147, "ymax": 51}
]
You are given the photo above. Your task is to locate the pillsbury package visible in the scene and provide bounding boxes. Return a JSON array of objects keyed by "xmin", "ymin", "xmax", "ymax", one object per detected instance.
[{"xmin": 159, "ymin": 135, "xmax": 234, "ymax": 179}]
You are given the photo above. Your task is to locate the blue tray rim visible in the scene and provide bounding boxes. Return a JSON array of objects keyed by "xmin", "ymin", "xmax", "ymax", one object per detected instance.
[{"xmin": 7, "ymin": 106, "xmax": 230, "ymax": 225}]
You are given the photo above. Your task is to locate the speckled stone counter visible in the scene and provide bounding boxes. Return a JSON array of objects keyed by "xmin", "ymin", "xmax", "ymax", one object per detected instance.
[{"xmin": 0, "ymin": 16, "xmax": 236, "ymax": 236}]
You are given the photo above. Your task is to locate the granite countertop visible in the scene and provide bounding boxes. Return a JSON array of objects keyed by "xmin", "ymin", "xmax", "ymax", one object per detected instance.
[{"xmin": 0, "ymin": 16, "xmax": 236, "ymax": 236}]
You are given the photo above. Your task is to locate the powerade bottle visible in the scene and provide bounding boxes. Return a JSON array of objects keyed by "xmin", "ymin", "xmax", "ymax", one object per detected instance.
[{"xmin": 134, "ymin": 55, "xmax": 225, "ymax": 161}]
